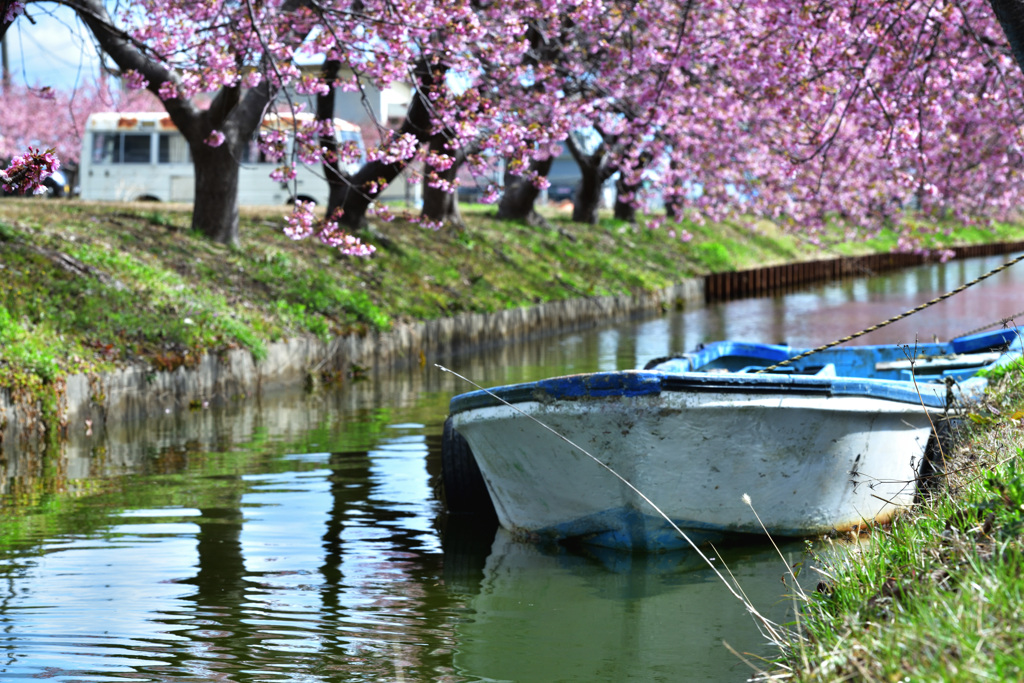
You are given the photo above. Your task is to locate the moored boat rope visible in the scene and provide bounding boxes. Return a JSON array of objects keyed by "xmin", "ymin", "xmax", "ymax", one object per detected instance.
[
  {"xmin": 954, "ymin": 308, "xmax": 1024, "ymax": 339},
  {"xmin": 757, "ymin": 251, "xmax": 1024, "ymax": 373}
]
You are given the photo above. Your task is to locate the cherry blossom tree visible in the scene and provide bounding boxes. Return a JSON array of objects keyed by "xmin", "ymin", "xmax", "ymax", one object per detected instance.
[
  {"xmin": 57, "ymin": 0, "xmax": 324, "ymax": 245},
  {"xmin": 0, "ymin": 80, "xmax": 161, "ymax": 164},
  {"xmin": 0, "ymin": 0, "xmax": 56, "ymax": 194},
  {"xmin": 8, "ymin": 0, "xmax": 1024, "ymax": 248},
  {"xmin": 725, "ymin": 0, "xmax": 1024, "ymax": 240},
  {"xmin": 474, "ymin": 0, "xmax": 1024, "ymax": 241}
]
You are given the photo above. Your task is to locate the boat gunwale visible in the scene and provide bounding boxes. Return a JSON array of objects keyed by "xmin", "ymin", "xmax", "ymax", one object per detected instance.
[
  {"xmin": 447, "ymin": 370, "xmax": 962, "ymax": 413},
  {"xmin": 448, "ymin": 327, "xmax": 1022, "ymax": 416}
]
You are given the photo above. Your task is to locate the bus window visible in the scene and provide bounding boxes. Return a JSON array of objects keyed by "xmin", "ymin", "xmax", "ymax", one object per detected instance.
[
  {"xmin": 122, "ymin": 134, "xmax": 152, "ymax": 163},
  {"xmin": 340, "ymin": 131, "xmax": 363, "ymax": 145},
  {"xmin": 158, "ymin": 134, "xmax": 190, "ymax": 163},
  {"xmin": 92, "ymin": 133, "xmax": 117, "ymax": 164},
  {"xmin": 93, "ymin": 132, "xmax": 153, "ymax": 164},
  {"xmin": 240, "ymin": 139, "xmax": 276, "ymax": 165}
]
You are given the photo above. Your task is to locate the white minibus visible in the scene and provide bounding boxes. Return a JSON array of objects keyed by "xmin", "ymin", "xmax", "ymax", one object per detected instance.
[{"xmin": 78, "ymin": 111, "xmax": 365, "ymax": 205}]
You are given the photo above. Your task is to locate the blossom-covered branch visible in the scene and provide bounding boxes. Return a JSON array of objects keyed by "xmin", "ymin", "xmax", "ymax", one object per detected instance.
[{"xmin": 0, "ymin": 148, "xmax": 60, "ymax": 195}]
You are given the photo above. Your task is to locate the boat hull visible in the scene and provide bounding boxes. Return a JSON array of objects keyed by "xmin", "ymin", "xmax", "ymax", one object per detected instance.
[{"xmin": 452, "ymin": 389, "xmax": 936, "ymax": 552}]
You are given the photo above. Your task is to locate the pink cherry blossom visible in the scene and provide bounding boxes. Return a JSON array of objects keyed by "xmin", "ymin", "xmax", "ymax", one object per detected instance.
[
  {"xmin": 1, "ymin": 147, "xmax": 60, "ymax": 195},
  {"xmin": 123, "ymin": 70, "xmax": 149, "ymax": 90},
  {"xmin": 204, "ymin": 130, "xmax": 226, "ymax": 147},
  {"xmin": 3, "ymin": 0, "xmax": 24, "ymax": 23},
  {"xmin": 6, "ymin": 0, "xmax": 1024, "ymax": 248}
]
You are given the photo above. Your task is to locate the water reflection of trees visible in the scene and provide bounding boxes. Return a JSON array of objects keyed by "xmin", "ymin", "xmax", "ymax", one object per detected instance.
[
  {"xmin": 134, "ymin": 436, "xmax": 463, "ymax": 680},
  {"xmin": 172, "ymin": 493, "xmax": 253, "ymax": 680},
  {"xmin": 317, "ymin": 447, "xmax": 458, "ymax": 679}
]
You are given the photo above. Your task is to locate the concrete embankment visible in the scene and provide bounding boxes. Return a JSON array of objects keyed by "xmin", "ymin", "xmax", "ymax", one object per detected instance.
[
  {"xmin": 0, "ymin": 280, "xmax": 704, "ymax": 459},
  {"xmin": 2, "ymin": 239, "xmax": 1023, "ymax": 460}
]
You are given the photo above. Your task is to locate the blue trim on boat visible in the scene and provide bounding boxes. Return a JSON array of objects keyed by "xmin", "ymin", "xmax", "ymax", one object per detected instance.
[
  {"xmin": 448, "ymin": 326, "xmax": 1022, "ymax": 415},
  {"xmin": 536, "ymin": 372, "xmax": 664, "ymax": 398},
  {"xmin": 450, "ymin": 371, "xmax": 952, "ymax": 413},
  {"xmin": 951, "ymin": 326, "xmax": 1024, "ymax": 354},
  {"xmin": 449, "ymin": 372, "xmax": 664, "ymax": 413}
]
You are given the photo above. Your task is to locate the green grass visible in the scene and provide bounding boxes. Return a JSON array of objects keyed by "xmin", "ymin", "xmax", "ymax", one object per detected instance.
[
  {"xmin": 775, "ymin": 371, "xmax": 1024, "ymax": 682},
  {"xmin": 0, "ymin": 303, "xmax": 63, "ymax": 384},
  {"xmin": 979, "ymin": 356, "xmax": 1024, "ymax": 383},
  {"xmin": 2, "ymin": 199, "xmax": 1024, "ymax": 393}
]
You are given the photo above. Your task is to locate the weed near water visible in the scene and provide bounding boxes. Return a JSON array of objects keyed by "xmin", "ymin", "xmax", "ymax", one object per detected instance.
[{"xmin": 770, "ymin": 371, "xmax": 1024, "ymax": 682}]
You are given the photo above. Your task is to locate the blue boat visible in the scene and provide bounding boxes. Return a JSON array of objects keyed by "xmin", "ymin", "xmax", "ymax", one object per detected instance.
[{"xmin": 443, "ymin": 327, "xmax": 1023, "ymax": 552}]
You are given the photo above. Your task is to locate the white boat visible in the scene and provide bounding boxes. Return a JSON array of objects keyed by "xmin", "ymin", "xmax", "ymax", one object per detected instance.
[{"xmin": 443, "ymin": 327, "xmax": 1023, "ymax": 552}]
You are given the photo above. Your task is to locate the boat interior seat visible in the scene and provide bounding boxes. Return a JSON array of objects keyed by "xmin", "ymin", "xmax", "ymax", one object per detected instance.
[
  {"xmin": 950, "ymin": 326, "xmax": 1022, "ymax": 354},
  {"xmin": 814, "ymin": 364, "xmax": 838, "ymax": 378},
  {"xmin": 737, "ymin": 363, "xmax": 837, "ymax": 377},
  {"xmin": 897, "ymin": 364, "xmax": 998, "ymax": 384}
]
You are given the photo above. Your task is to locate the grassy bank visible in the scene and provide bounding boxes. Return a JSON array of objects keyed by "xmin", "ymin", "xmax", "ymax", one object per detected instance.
[
  {"xmin": 772, "ymin": 360, "xmax": 1024, "ymax": 682},
  {"xmin": 2, "ymin": 199, "xmax": 1024, "ymax": 395}
]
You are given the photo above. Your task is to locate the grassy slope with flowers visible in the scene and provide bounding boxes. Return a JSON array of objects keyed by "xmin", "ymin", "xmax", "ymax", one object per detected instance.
[{"xmin": 1, "ymin": 198, "xmax": 1024, "ymax": 397}]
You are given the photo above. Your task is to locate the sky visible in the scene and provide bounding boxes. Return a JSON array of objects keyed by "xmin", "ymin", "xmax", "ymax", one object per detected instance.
[
  {"xmin": 4, "ymin": 4, "xmax": 102, "ymax": 90},
  {"xmin": 5, "ymin": 4, "xmax": 325, "ymax": 93}
]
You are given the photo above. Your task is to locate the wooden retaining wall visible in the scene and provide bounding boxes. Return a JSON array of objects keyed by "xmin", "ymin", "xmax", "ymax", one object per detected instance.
[{"xmin": 704, "ymin": 240, "xmax": 1024, "ymax": 303}]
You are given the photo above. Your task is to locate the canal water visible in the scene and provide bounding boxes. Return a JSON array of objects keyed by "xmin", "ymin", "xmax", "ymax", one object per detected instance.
[{"xmin": 0, "ymin": 254, "xmax": 1022, "ymax": 682}]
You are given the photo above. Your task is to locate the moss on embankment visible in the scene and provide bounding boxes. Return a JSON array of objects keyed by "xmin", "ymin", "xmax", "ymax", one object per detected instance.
[{"xmin": 3, "ymin": 199, "xmax": 1024, "ymax": 394}]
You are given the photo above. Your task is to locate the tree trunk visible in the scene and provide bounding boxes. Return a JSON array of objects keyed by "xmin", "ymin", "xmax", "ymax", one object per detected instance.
[
  {"xmin": 989, "ymin": 1, "xmax": 1024, "ymax": 74},
  {"xmin": 182, "ymin": 92, "xmax": 271, "ymax": 244},
  {"xmin": 421, "ymin": 136, "xmax": 465, "ymax": 228},
  {"xmin": 571, "ymin": 167, "xmax": 603, "ymax": 224},
  {"xmin": 564, "ymin": 135, "xmax": 614, "ymax": 225},
  {"xmin": 613, "ymin": 174, "xmax": 639, "ymax": 223},
  {"xmin": 190, "ymin": 140, "xmax": 242, "ymax": 244},
  {"xmin": 496, "ymin": 157, "xmax": 554, "ymax": 224},
  {"xmin": 613, "ymin": 151, "xmax": 653, "ymax": 223},
  {"xmin": 421, "ymin": 174, "xmax": 464, "ymax": 227},
  {"xmin": 663, "ymin": 160, "xmax": 685, "ymax": 221},
  {"xmin": 334, "ymin": 57, "xmax": 445, "ymax": 231},
  {"xmin": 317, "ymin": 58, "xmax": 353, "ymax": 221}
]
